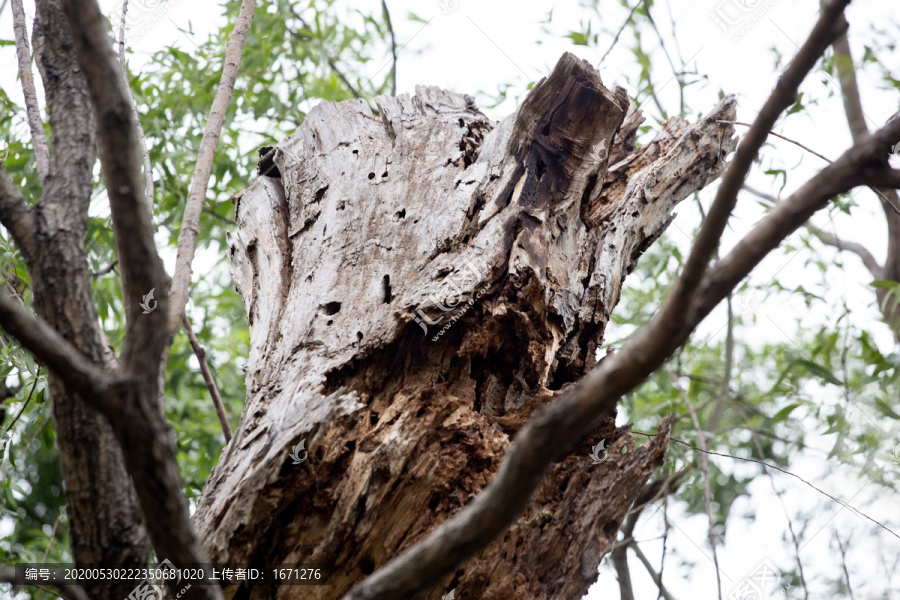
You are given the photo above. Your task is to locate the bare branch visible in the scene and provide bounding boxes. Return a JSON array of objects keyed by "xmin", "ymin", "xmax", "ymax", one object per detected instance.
[
  {"xmin": 167, "ymin": 0, "xmax": 257, "ymax": 342},
  {"xmin": 381, "ymin": 0, "xmax": 396, "ymax": 96},
  {"xmin": 721, "ymin": 119, "xmax": 900, "ymax": 215},
  {"xmin": 743, "ymin": 183, "xmax": 884, "ymax": 280},
  {"xmin": 4, "ymin": 365, "xmax": 40, "ymax": 432},
  {"xmin": 90, "ymin": 258, "xmax": 119, "ymax": 278},
  {"xmin": 669, "ymin": 366, "xmax": 722, "ymax": 600},
  {"xmin": 835, "ymin": 532, "xmax": 856, "ymax": 600},
  {"xmin": 10, "ymin": 0, "xmax": 50, "ymax": 184},
  {"xmin": 717, "ymin": 119, "xmax": 832, "ymax": 163},
  {"xmin": 631, "ymin": 543, "xmax": 678, "ymax": 600},
  {"xmin": 181, "ymin": 313, "xmax": 232, "ymax": 443},
  {"xmin": 669, "ymin": 0, "xmax": 849, "ymax": 320},
  {"xmin": 341, "ymin": 4, "xmax": 864, "ymax": 598},
  {"xmin": 59, "ymin": 0, "xmax": 169, "ymax": 377},
  {"xmin": 0, "ymin": 166, "xmax": 37, "ymax": 254},
  {"xmin": 830, "ymin": 21, "xmax": 900, "ymax": 339},
  {"xmin": 0, "ymin": 291, "xmax": 115, "ymax": 408},
  {"xmin": 598, "ymin": 0, "xmax": 641, "ymax": 67},
  {"xmin": 117, "ymin": 0, "xmax": 154, "ymax": 203},
  {"xmin": 808, "ymin": 227, "xmax": 883, "ymax": 278}
]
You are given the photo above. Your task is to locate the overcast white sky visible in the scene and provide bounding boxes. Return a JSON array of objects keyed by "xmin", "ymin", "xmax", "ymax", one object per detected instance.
[{"xmin": 1, "ymin": 1, "xmax": 899, "ymax": 599}]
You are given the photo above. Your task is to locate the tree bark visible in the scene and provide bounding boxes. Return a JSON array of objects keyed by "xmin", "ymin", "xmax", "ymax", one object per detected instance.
[
  {"xmin": 191, "ymin": 52, "xmax": 735, "ymax": 599},
  {"xmin": 22, "ymin": 2, "xmax": 151, "ymax": 598}
]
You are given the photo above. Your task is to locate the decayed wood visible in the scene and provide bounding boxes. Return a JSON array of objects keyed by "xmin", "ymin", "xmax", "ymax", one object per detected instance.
[{"xmin": 191, "ymin": 52, "xmax": 735, "ymax": 599}]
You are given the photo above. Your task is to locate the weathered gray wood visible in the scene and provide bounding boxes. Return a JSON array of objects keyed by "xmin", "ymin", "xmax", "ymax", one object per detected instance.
[{"xmin": 194, "ymin": 53, "xmax": 736, "ymax": 599}]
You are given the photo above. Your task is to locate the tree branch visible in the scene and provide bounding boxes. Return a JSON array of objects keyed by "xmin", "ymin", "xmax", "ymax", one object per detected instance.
[
  {"xmin": 181, "ymin": 313, "xmax": 232, "ymax": 443},
  {"xmin": 381, "ymin": 0, "xmax": 396, "ymax": 96},
  {"xmin": 167, "ymin": 0, "xmax": 257, "ymax": 342},
  {"xmin": 0, "ymin": 290, "xmax": 115, "ymax": 408},
  {"xmin": 670, "ymin": 366, "xmax": 722, "ymax": 600},
  {"xmin": 341, "ymin": 4, "xmax": 862, "ymax": 598},
  {"xmin": 631, "ymin": 543, "xmax": 678, "ymax": 600},
  {"xmin": 10, "ymin": 0, "xmax": 50, "ymax": 185},
  {"xmin": 830, "ymin": 21, "xmax": 900, "ymax": 339},
  {"xmin": 808, "ymin": 226, "xmax": 883, "ymax": 278},
  {"xmin": 59, "ymin": 0, "xmax": 169, "ymax": 377},
  {"xmin": 0, "ymin": 166, "xmax": 37, "ymax": 255},
  {"xmin": 117, "ymin": 0, "xmax": 154, "ymax": 204},
  {"xmin": 668, "ymin": 0, "xmax": 849, "ymax": 321}
]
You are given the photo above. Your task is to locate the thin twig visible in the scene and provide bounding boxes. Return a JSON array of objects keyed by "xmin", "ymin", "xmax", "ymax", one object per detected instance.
[
  {"xmin": 167, "ymin": 0, "xmax": 257, "ymax": 342},
  {"xmin": 642, "ymin": 0, "xmax": 684, "ymax": 116},
  {"xmin": 202, "ymin": 205, "xmax": 236, "ymax": 226},
  {"xmin": 743, "ymin": 184, "xmax": 884, "ymax": 278},
  {"xmin": 667, "ymin": 366, "xmax": 723, "ymax": 600},
  {"xmin": 90, "ymin": 259, "xmax": 119, "ymax": 278},
  {"xmin": 725, "ymin": 399, "xmax": 810, "ymax": 599},
  {"xmin": 287, "ymin": 6, "xmax": 363, "ymax": 100},
  {"xmin": 835, "ymin": 532, "xmax": 856, "ymax": 600},
  {"xmin": 631, "ymin": 543, "xmax": 678, "ymax": 600},
  {"xmin": 382, "ymin": 0, "xmax": 397, "ymax": 96},
  {"xmin": 651, "ymin": 435, "xmax": 900, "ymax": 540},
  {"xmin": 722, "ymin": 119, "xmax": 900, "ymax": 215},
  {"xmin": 10, "ymin": 0, "xmax": 50, "ymax": 184},
  {"xmin": 181, "ymin": 314, "xmax": 232, "ymax": 443},
  {"xmin": 4, "ymin": 365, "xmax": 41, "ymax": 432},
  {"xmin": 117, "ymin": 0, "xmax": 154, "ymax": 206},
  {"xmin": 598, "ymin": 0, "xmax": 641, "ymax": 67},
  {"xmin": 717, "ymin": 119, "xmax": 832, "ymax": 163}
]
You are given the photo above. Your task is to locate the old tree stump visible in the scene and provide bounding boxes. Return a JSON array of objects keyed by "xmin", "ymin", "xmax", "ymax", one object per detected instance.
[{"xmin": 193, "ymin": 53, "xmax": 736, "ymax": 599}]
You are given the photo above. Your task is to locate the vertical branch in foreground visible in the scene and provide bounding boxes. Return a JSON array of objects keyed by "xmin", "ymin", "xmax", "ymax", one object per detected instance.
[
  {"xmin": 10, "ymin": 0, "xmax": 50, "ymax": 184},
  {"xmin": 166, "ymin": 0, "xmax": 257, "ymax": 342}
]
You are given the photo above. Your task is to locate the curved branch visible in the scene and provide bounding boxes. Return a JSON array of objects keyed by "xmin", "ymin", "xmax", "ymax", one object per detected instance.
[{"xmin": 808, "ymin": 226, "xmax": 883, "ymax": 278}]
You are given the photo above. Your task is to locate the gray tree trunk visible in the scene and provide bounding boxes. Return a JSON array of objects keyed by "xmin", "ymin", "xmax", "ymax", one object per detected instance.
[{"xmin": 193, "ymin": 53, "xmax": 735, "ymax": 599}]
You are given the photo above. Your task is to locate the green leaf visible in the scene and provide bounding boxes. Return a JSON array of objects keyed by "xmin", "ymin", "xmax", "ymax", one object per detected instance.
[{"xmin": 772, "ymin": 402, "xmax": 802, "ymax": 423}]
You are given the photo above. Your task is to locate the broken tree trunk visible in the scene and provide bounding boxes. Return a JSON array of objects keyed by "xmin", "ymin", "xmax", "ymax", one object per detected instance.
[{"xmin": 193, "ymin": 53, "xmax": 735, "ymax": 599}]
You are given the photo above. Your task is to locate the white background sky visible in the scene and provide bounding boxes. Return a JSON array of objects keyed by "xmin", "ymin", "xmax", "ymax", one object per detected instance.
[{"xmin": 1, "ymin": 1, "xmax": 899, "ymax": 599}]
